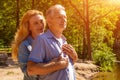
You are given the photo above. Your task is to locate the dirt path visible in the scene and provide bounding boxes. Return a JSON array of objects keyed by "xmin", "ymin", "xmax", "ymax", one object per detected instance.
[
  {"xmin": 0, "ymin": 66, "xmax": 23, "ymax": 80},
  {"xmin": 0, "ymin": 57, "xmax": 23, "ymax": 80},
  {"xmin": 0, "ymin": 57, "xmax": 99, "ymax": 80}
]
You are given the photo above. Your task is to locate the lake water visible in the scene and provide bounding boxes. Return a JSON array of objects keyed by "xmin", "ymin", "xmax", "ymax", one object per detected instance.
[{"xmin": 92, "ymin": 63, "xmax": 120, "ymax": 80}]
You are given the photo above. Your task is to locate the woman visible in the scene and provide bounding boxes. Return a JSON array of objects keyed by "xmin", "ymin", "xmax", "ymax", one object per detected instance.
[{"xmin": 12, "ymin": 10, "xmax": 46, "ymax": 80}]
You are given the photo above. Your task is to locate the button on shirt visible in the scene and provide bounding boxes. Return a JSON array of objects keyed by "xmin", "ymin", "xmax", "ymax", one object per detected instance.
[{"xmin": 28, "ymin": 30, "xmax": 76, "ymax": 80}]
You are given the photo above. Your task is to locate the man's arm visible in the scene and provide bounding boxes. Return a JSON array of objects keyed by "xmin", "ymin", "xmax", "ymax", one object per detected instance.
[
  {"xmin": 62, "ymin": 44, "xmax": 78, "ymax": 63},
  {"xmin": 27, "ymin": 56, "xmax": 68, "ymax": 75}
]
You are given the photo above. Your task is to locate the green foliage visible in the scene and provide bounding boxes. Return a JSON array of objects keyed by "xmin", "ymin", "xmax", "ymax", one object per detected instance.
[
  {"xmin": 0, "ymin": 0, "xmax": 120, "ymax": 63},
  {"xmin": 0, "ymin": 0, "xmax": 16, "ymax": 46},
  {"xmin": 93, "ymin": 43, "xmax": 116, "ymax": 71},
  {"xmin": 89, "ymin": 1, "xmax": 119, "ymax": 71}
]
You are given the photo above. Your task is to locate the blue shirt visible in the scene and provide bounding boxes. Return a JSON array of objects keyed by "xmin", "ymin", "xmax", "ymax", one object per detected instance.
[
  {"xmin": 18, "ymin": 36, "xmax": 38, "ymax": 80},
  {"xmin": 29, "ymin": 30, "xmax": 76, "ymax": 80}
]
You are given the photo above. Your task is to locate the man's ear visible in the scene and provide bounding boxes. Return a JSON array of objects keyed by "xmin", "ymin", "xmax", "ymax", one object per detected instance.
[
  {"xmin": 46, "ymin": 18, "xmax": 50, "ymax": 24},
  {"xmin": 46, "ymin": 17, "xmax": 52, "ymax": 25}
]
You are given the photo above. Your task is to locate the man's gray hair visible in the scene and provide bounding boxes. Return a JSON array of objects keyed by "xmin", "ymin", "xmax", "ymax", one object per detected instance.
[{"xmin": 46, "ymin": 4, "xmax": 65, "ymax": 18}]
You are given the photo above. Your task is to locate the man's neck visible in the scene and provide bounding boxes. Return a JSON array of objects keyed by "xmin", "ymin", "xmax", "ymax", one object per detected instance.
[{"xmin": 49, "ymin": 29, "xmax": 63, "ymax": 39}]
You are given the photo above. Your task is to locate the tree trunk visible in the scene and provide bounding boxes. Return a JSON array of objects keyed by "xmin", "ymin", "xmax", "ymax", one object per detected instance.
[
  {"xmin": 83, "ymin": 0, "xmax": 92, "ymax": 60},
  {"xmin": 16, "ymin": 0, "xmax": 19, "ymax": 28},
  {"xmin": 32, "ymin": 0, "xmax": 34, "ymax": 9}
]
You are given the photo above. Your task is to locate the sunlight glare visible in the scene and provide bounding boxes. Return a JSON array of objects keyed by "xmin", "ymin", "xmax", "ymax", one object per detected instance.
[{"xmin": 108, "ymin": 0, "xmax": 120, "ymax": 6}]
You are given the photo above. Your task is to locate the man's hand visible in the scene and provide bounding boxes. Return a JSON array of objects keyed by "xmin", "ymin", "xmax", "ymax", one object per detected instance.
[
  {"xmin": 62, "ymin": 44, "xmax": 78, "ymax": 63},
  {"xmin": 50, "ymin": 56, "xmax": 69, "ymax": 69}
]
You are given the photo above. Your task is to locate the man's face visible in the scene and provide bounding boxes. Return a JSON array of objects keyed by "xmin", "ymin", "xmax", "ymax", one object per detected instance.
[{"xmin": 50, "ymin": 10, "xmax": 67, "ymax": 32}]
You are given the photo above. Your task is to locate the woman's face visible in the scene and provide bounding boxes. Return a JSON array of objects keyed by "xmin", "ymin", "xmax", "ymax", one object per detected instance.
[{"xmin": 29, "ymin": 14, "xmax": 45, "ymax": 38}]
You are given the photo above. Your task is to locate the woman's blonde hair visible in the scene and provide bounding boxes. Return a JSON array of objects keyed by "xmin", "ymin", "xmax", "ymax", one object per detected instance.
[{"xmin": 12, "ymin": 10, "xmax": 46, "ymax": 60}]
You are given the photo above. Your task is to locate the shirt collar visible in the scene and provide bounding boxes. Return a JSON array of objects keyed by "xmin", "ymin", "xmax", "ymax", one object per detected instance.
[{"xmin": 45, "ymin": 29, "xmax": 67, "ymax": 41}]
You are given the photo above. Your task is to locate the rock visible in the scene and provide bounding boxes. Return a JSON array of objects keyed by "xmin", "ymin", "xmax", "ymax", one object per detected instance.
[
  {"xmin": 0, "ymin": 53, "xmax": 8, "ymax": 65},
  {"xmin": 74, "ymin": 60, "xmax": 99, "ymax": 80}
]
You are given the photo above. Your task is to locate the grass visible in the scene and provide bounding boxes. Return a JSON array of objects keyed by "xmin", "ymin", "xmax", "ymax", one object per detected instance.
[
  {"xmin": 0, "ymin": 46, "xmax": 11, "ymax": 53},
  {"xmin": 6, "ymin": 71, "xmax": 14, "ymax": 75}
]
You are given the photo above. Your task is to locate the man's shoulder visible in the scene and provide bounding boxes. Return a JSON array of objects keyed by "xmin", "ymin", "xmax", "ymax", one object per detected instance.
[
  {"xmin": 37, "ymin": 31, "xmax": 50, "ymax": 39},
  {"xmin": 37, "ymin": 33, "xmax": 47, "ymax": 40}
]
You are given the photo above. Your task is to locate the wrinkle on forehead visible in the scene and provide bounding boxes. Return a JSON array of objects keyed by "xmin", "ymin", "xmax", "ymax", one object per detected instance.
[{"xmin": 52, "ymin": 10, "xmax": 66, "ymax": 16}]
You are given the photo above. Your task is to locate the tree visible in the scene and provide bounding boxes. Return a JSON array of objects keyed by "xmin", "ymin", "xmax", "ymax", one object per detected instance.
[
  {"xmin": 0, "ymin": 0, "xmax": 120, "ymax": 62},
  {"xmin": 0, "ymin": 0, "xmax": 16, "ymax": 46},
  {"xmin": 67, "ymin": 0, "xmax": 120, "ymax": 60},
  {"xmin": 113, "ymin": 15, "xmax": 120, "ymax": 60},
  {"xmin": 16, "ymin": 0, "xmax": 19, "ymax": 28}
]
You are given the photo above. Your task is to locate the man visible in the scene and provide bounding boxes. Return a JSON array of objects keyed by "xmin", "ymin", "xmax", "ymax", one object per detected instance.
[{"xmin": 27, "ymin": 4, "xmax": 78, "ymax": 80}]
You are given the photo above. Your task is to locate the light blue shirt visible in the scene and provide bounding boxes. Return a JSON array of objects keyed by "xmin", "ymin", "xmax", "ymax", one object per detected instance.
[
  {"xmin": 18, "ymin": 36, "xmax": 38, "ymax": 80},
  {"xmin": 29, "ymin": 30, "xmax": 76, "ymax": 80}
]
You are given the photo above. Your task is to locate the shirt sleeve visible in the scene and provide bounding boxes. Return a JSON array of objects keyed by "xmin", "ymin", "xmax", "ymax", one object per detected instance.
[
  {"xmin": 28, "ymin": 36, "xmax": 45, "ymax": 63},
  {"xmin": 18, "ymin": 42, "xmax": 29, "ymax": 72},
  {"xmin": 18, "ymin": 42, "xmax": 29, "ymax": 63}
]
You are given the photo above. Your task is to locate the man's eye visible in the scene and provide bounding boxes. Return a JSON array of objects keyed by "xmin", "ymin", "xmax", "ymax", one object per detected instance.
[
  {"xmin": 34, "ymin": 22, "xmax": 38, "ymax": 25},
  {"xmin": 57, "ymin": 16, "xmax": 61, "ymax": 18},
  {"xmin": 40, "ymin": 20, "xmax": 43, "ymax": 23}
]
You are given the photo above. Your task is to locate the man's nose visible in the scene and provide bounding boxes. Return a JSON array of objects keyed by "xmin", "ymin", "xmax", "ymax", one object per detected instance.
[
  {"xmin": 62, "ymin": 17, "xmax": 67, "ymax": 22},
  {"xmin": 39, "ymin": 22, "xmax": 43, "ymax": 26}
]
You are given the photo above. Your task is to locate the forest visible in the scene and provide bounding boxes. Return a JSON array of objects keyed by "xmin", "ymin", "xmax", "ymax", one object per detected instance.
[{"xmin": 0, "ymin": 0, "xmax": 120, "ymax": 71}]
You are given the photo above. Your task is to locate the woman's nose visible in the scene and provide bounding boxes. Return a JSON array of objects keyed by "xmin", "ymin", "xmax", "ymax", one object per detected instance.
[{"xmin": 39, "ymin": 23, "xmax": 44, "ymax": 28}]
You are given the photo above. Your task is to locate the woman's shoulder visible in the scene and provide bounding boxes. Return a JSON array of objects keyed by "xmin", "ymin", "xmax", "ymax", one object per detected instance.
[
  {"xmin": 20, "ymin": 36, "xmax": 32, "ymax": 47},
  {"xmin": 19, "ymin": 38, "xmax": 32, "ymax": 52},
  {"xmin": 19, "ymin": 40, "xmax": 28, "ymax": 49}
]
